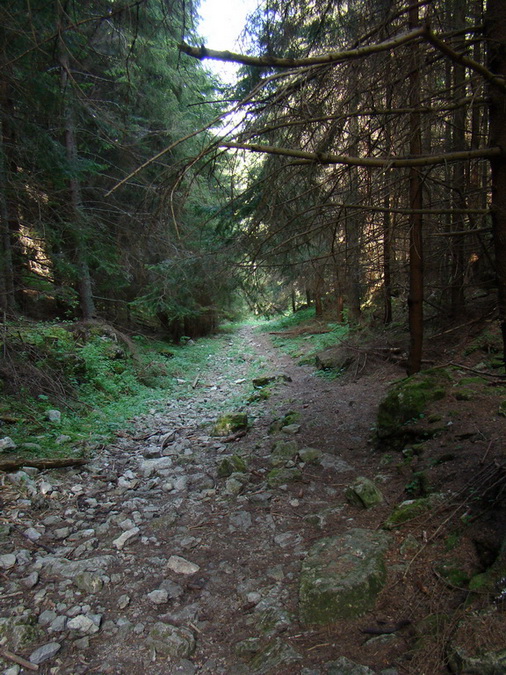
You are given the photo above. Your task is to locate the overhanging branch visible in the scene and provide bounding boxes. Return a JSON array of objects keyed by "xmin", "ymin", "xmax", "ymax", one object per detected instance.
[
  {"xmin": 220, "ymin": 140, "xmax": 501, "ymax": 168},
  {"xmin": 179, "ymin": 27, "xmax": 427, "ymax": 69}
]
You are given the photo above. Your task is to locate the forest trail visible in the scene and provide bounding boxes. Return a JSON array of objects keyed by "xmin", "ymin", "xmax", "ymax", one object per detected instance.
[{"xmin": 0, "ymin": 326, "xmax": 458, "ymax": 674}]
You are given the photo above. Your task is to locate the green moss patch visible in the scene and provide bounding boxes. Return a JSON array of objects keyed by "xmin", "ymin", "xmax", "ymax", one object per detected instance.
[{"xmin": 212, "ymin": 413, "xmax": 249, "ymax": 436}]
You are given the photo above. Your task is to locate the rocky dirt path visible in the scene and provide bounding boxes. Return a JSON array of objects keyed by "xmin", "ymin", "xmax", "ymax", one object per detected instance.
[{"xmin": 1, "ymin": 326, "xmax": 401, "ymax": 675}]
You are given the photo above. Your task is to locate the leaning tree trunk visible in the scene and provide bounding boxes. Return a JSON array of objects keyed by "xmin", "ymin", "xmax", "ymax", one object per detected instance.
[
  {"xmin": 485, "ymin": 0, "xmax": 506, "ymax": 368},
  {"xmin": 406, "ymin": 0, "xmax": 424, "ymax": 375}
]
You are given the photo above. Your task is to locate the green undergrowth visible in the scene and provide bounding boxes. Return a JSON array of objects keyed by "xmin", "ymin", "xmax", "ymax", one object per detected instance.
[
  {"xmin": 259, "ymin": 309, "xmax": 349, "ymax": 362},
  {"xmin": 0, "ymin": 320, "xmax": 236, "ymax": 459}
]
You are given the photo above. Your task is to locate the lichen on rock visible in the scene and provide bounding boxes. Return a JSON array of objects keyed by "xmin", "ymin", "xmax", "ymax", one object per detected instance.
[{"xmin": 299, "ymin": 528, "xmax": 391, "ymax": 624}]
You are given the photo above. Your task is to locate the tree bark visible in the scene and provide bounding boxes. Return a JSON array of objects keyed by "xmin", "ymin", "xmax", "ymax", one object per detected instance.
[
  {"xmin": 406, "ymin": 0, "xmax": 424, "ymax": 376},
  {"xmin": 485, "ymin": 0, "xmax": 506, "ymax": 368},
  {"xmin": 58, "ymin": 23, "xmax": 96, "ymax": 320}
]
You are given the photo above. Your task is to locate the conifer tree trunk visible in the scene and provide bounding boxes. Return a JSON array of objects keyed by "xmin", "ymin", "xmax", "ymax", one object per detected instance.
[
  {"xmin": 406, "ymin": 0, "xmax": 424, "ymax": 375},
  {"xmin": 0, "ymin": 111, "xmax": 14, "ymax": 313},
  {"xmin": 449, "ymin": 0, "xmax": 467, "ymax": 316},
  {"xmin": 486, "ymin": 0, "xmax": 506, "ymax": 367},
  {"xmin": 58, "ymin": 24, "xmax": 96, "ymax": 320}
]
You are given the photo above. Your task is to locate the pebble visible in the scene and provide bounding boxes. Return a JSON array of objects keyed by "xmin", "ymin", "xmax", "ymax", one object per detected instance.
[
  {"xmin": 113, "ymin": 527, "xmax": 140, "ymax": 550},
  {"xmin": 147, "ymin": 589, "xmax": 169, "ymax": 604},
  {"xmin": 167, "ymin": 555, "xmax": 200, "ymax": 575},
  {"xmin": 67, "ymin": 614, "xmax": 101, "ymax": 634}
]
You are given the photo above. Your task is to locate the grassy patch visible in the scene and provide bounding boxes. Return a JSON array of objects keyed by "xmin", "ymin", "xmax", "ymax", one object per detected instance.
[
  {"xmin": 0, "ymin": 320, "xmax": 234, "ymax": 459},
  {"xmin": 257, "ymin": 309, "xmax": 349, "ymax": 364}
]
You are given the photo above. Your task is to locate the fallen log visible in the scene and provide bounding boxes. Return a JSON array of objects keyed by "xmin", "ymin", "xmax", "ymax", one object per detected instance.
[{"xmin": 0, "ymin": 456, "xmax": 87, "ymax": 472}]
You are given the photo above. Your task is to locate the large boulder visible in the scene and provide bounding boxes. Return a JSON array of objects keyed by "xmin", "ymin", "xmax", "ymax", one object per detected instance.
[
  {"xmin": 299, "ymin": 528, "xmax": 392, "ymax": 624},
  {"xmin": 375, "ymin": 370, "xmax": 449, "ymax": 450},
  {"xmin": 345, "ymin": 477, "xmax": 384, "ymax": 509}
]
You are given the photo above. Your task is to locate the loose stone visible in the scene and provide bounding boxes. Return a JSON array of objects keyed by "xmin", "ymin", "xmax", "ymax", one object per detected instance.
[
  {"xmin": 29, "ymin": 642, "xmax": 61, "ymax": 665},
  {"xmin": 113, "ymin": 527, "xmax": 140, "ymax": 550},
  {"xmin": 147, "ymin": 589, "xmax": 169, "ymax": 604},
  {"xmin": 167, "ymin": 555, "xmax": 200, "ymax": 575}
]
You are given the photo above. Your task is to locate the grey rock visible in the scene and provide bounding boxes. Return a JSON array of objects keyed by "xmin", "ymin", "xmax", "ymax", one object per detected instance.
[
  {"xmin": 281, "ymin": 424, "xmax": 301, "ymax": 435},
  {"xmin": 21, "ymin": 571, "xmax": 39, "ymax": 589},
  {"xmin": 147, "ymin": 589, "xmax": 169, "ymax": 604},
  {"xmin": 325, "ymin": 657, "xmax": 375, "ymax": 674},
  {"xmin": 41, "ymin": 555, "xmax": 113, "ymax": 579},
  {"xmin": 118, "ymin": 594, "xmax": 130, "ymax": 609},
  {"xmin": 45, "ymin": 409, "xmax": 61, "ymax": 423},
  {"xmin": 160, "ymin": 579, "xmax": 184, "ymax": 599},
  {"xmin": 320, "ymin": 453, "xmax": 354, "ymax": 472},
  {"xmin": 167, "ymin": 555, "xmax": 200, "ymax": 575},
  {"xmin": 73, "ymin": 636, "xmax": 90, "ymax": 650},
  {"xmin": 38, "ymin": 609, "xmax": 57, "ymax": 626},
  {"xmin": 73, "ymin": 571, "xmax": 104, "ymax": 594},
  {"xmin": 49, "ymin": 616, "xmax": 68, "ymax": 632},
  {"xmin": 54, "ymin": 527, "xmax": 70, "ymax": 539},
  {"xmin": 0, "ymin": 436, "xmax": 17, "ymax": 452},
  {"xmin": 3, "ymin": 666, "xmax": 21, "ymax": 675},
  {"xmin": 0, "ymin": 553, "xmax": 16, "ymax": 569},
  {"xmin": 113, "ymin": 527, "xmax": 140, "ymax": 550},
  {"xmin": 67, "ymin": 614, "xmax": 101, "ymax": 634},
  {"xmin": 146, "ymin": 622, "xmax": 196, "ymax": 657},
  {"xmin": 299, "ymin": 529, "xmax": 392, "ymax": 624},
  {"xmin": 229, "ymin": 511, "xmax": 253, "ymax": 530},
  {"xmin": 139, "ymin": 457, "xmax": 173, "ymax": 477},
  {"xmin": 29, "ymin": 642, "xmax": 61, "ymax": 665},
  {"xmin": 224, "ymin": 475, "xmax": 246, "ymax": 495}
]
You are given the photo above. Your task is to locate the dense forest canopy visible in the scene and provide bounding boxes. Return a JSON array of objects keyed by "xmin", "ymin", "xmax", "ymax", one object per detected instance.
[
  {"xmin": 1, "ymin": 0, "xmax": 506, "ymax": 373},
  {"xmin": 0, "ymin": 0, "xmax": 239, "ymax": 339},
  {"xmin": 180, "ymin": 0, "xmax": 506, "ymax": 373}
]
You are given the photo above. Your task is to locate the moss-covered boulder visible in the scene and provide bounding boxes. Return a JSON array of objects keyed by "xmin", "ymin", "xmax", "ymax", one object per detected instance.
[
  {"xmin": 146, "ymin": 622, "xmax": 195, "ymax": 657},
  {"xmin": 270, "ymin": 440, "xmax": 299, "ymax": 467},
  {"xmin": 267, "ymin": 467, "xmax": 302, "ymax": 488},
  {"xmin": 269, "ymin": 411, "xmax": 300, "ymax": 434},
  {"xmin": 298, "ymin": 446, "xmax": 322, "ymax": 464},
  {"xmin": 345, "ymin": 477, "xmax": 384, "ymax": 509},
  {"xmin": 299, "ymin": 529, "xmax": 392, "ymax": 624},
  {"xmin": 212, "ymin": 413, "xmax": 248, "ymax": 437},
  {"xmin": 0, "ymin": 613, "xmax": 42, "ymax": 651},
  {"xmin": 376, "ymin": 370, "xmax": 449, "ymax": 450},
  {"xmin": 383, "ymin": 494, "xmax": 443, "ymax": 529},
  {"xmin": 217, "ymin": 454, "xmax": 248, "ymax": 478},
  {"xmin": 315, "ymin": 347, "xmax": 353, "ymax": 372}
]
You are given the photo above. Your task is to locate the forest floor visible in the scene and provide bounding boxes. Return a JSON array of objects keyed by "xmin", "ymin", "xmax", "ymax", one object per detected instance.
[{"xmin": 1, "ymin": 321, "xmax": 506, "ymax": 674}]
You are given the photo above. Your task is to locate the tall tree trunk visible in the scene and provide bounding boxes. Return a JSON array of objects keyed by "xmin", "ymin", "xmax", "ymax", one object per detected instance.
[
  {"xmin": 0, "ymin": 110, "xmax": 14, "ymax": 314},
  {"xmin": 406, "ymin": 0, "xmax": 424, "ymax": 375},
  {"xmin": 449, "ymin": 0, "xmax": 467, "ymax": 316},
  {"xmin": 485, "ymin": 0, "xmax": 506, "ymax": 368},
  {"xmin": 58, "ymin": 24, "xmax": 96, "ymax": 320}
]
